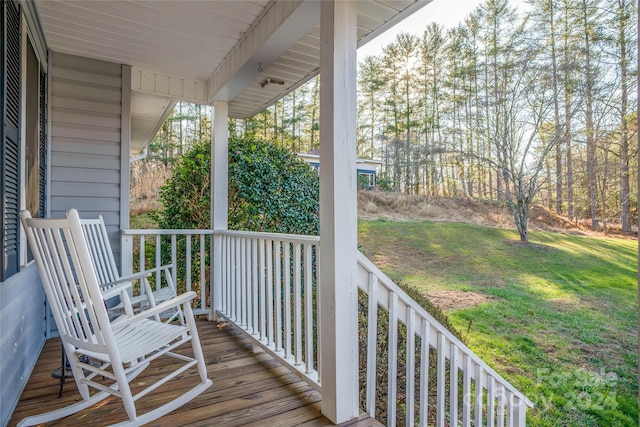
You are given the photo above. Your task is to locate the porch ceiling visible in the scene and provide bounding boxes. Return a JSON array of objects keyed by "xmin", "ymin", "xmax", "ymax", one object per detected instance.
[{"xmin": 35, "ymin": 0, "xmax": 432, "ymax": 154}]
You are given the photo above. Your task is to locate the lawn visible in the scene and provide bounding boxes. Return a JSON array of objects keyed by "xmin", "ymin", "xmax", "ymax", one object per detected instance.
[{"xmin": 358, "ymin": 219, "xmax": 638, "ymax": 427}]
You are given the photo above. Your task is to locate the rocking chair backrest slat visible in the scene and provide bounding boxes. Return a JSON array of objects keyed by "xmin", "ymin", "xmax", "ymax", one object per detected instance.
[
  {"xmin": 20, "ymin": 210, "xmax": 114, "ymax": 353},
  {"xmin": 81, "ymin": 216, "xmax": 119, "ymax": 285}
]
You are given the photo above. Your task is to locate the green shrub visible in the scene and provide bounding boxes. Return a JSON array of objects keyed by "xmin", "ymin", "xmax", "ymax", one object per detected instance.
[{"xmin": 156, "ymin": 136, "xmax": 319, "ymax": 234}]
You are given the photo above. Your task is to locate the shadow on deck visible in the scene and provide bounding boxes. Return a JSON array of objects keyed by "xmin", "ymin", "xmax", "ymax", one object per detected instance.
[{"xmin": 9, "ymin": 319, "xmax": 379, "ymax": 427}]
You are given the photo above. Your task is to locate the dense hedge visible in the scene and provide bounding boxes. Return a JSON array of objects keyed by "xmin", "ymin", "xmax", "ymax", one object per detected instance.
[{"xmin": 156, "ymin": 137, "xmax": 319, "ymax": 235}]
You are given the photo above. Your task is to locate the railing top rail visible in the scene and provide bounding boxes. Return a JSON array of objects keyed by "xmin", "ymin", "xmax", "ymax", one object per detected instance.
[
  {"xmin": 216, "ymin": 229, "xmax": 320, "ymax": 245},
  {"xmin": 357, "ymin": 252, "xmax": 534, "ymax": 408},
  {"xmin": 122, "ymin": 228, "xmax": 318, "ymax": 244},
  {"xmin": 122, "ymin": 229, "xmax": 214, "ymax": 236}
]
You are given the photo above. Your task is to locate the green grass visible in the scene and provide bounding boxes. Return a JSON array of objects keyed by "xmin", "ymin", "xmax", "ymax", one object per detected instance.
[
  {"xmin": 130, "ymin": 212, "xmax": 159, "ymax": 229},
  {"xmin": 358, "ymin": 220, "xmax": 638, "ymax": 427}
]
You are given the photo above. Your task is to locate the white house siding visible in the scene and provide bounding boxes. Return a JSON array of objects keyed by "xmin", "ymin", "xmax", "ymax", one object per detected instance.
[
  {"xmin": 0, "ymin": 264, "xmax": 46, "ymax": 427},
  {"xmin": 50, "ymin": 52, "xmax": 124, "ymax": 264}
]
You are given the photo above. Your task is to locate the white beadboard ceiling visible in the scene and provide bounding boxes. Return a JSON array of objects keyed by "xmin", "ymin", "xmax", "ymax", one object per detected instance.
[{"xmin": 35, "ymin": 0, "xmax": 432, "ymax": 153}]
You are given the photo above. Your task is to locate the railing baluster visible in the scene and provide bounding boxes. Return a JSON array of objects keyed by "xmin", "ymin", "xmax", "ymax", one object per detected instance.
[
  {"xmin": 437, "ymin": 332, "xmax": 445, "ymax": 427},
  {"xmin": 507, "ymin": 392, "xmax": 514, "ymax": 427},
  {"xmin": 266, "ymin": 240, "xmax": 274, "ymax": 347},
  {"xmin": 487, "ymin": 376, "xmax": 495, "ymax": 427},
  {"xmin": 514, "ymin": 395, "xmax": 526, "ymax": 427},
  {"xmin": 199, "ymin": 234, "xmax": 205, "ymax": 312},
  {"xmin": 284, "ymin": 243, "xmax": 292, "ymax": 358},
  {"xmin": 304, "ymin": 243, "xmax": 313, "ymax": 374},
  {"xmin": 224, "ymin": 235, "xmax": 230, "ymax": 314},
  {"xmin": 463, "ymin": 354, "xmax": 472, "ymax": 427},
  {"xmin": 365, "ymin": 273, "xmax": 378, "ymax": 417},
  {"xmin": 139, "ymin": 235, "xmax": 145, "ymax": 271},
  {"xmin": 476, "ymin": 365, "xmax": 485, "ymax": 427},
  {"xmin": 314, "ymin": 244, "xmax": 321, "ymax": 383},
  {"xmin": 209, "ymin": 233, "xmax": 214, "ymax": 317},
  {"xmin": 275, "ymin": 241, "xmax": 283, "ymax": 353},
  {"xmin": 294, "ymin": 243, "xmax": 302, "ymax": 366},
  {"xmin": 234, "ymin": 237, "xmax": 240, "ymax": 322},
  {"xmin": 251, "ymin": 238, "xmax": 258, "ymax": 335},
  {"xmin": 246, "ymin": 237, "xmax": 251, "ymax": 328},
  {"xmin": 497, "ymin": 384, "xmax": 505, "ymax": 427},
  {"xmin": 186, "ymin": 234, "xmax": 192, "ymax": 293},
  {"xmin": 240, "ymin": 236, "xmax": 247, "ymax": 327},
  {"xmin": 450, "ymin": 342, "xmax": 459, "ymax": 427},
  {"xmin": 419, "ymin": 318, "xmax": 431, "ymax": 427},
  {"xmin": 171, "ymin": 235, "xmax": 177, "ymax": 291},
  {"xmin": 388, "ymin": 292, "xmax": 398, "ymax": 427},
  {"xmin": 155, "ymin": 234, "xmax": 161, "ymax": 291},
  {"xmin": 259, "ymin": 238, "xmax": 266, "ymax": 341},
  {"xmin": 406, "ymin": 306, "xmax": 415, "ymax": 427}
]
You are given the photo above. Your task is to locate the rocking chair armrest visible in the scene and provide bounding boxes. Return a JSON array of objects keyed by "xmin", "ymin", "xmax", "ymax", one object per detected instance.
[
  {"xmin": 99, "ymin": 265, "xmax": 174, "ymax": 300},
  {"xmin": 100, "ymin": 281, "xmax": 133, "ymax": 301},
  {"xmin": 110, "ymin": 291, "xmax": 196, "ymax": 329}
]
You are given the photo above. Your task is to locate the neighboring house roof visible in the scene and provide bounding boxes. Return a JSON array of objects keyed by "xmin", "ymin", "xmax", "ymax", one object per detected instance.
[
  {"xmin": 297, "ymin": 152, "xmax": 383, "ymax": 172},
  {"xmin": 34, "ymin": 0, "xmax": 433, "ymax": 155}
]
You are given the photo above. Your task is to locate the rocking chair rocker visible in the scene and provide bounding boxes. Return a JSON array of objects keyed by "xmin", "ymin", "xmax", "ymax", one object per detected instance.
[{"xmin": 19, "ymin": 209, "xmax": 212, "ymax": 426}]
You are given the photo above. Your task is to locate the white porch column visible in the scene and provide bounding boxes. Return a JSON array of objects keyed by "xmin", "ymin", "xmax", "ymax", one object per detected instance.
[
  {"xmin": 211, "ymin": 100, "xmax": 229, "ymax": 320},
  {"xmin": 318, "ymin": 0, "xmax": 359, "ymax": 423}
]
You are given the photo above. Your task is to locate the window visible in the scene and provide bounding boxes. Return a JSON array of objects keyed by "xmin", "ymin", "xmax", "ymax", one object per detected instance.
[
  {"xmin": 23, "ymin": 35, "xmax": 46, "ymax": 263},
  {"xmin": 358, "ymin": 172, "xmax": 375, "ymax": 190},
  {"xmin": 25, "ymin": 38, "xmax": 40, "ymax": 218}
]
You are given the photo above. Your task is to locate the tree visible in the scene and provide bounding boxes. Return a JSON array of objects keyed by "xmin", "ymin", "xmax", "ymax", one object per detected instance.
[
  {"xmin": 358, "ymin": 56, "xmax": 385, "ymax": 158},
  {"xmin": 611, "ymin": 0, "xmax": 637, "ymax": 231},
  {"xmin": 580, "ymin": 0, "xmax": 599, "ymax": 228},
  {"xmin": 418, "ymin": 23, "xmax": 446, "ymax": 194},
  {"xmin": 475, "ymin": 0, "xmax": 564, "ymax": 242},
  {"xmin": 529, "ymin": 0, "xmax": 565, "ymax": 214}
]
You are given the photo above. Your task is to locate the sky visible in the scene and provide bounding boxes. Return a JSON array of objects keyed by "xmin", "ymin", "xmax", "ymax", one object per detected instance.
[{"xmin": 357, "ymin": 0, "xmax": 527, "ymax": 59}]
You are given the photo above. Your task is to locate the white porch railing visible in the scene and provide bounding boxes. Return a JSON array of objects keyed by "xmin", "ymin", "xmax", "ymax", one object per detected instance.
[
  {"xmin": 216, "ymin": 230, "xmax": 321, "ymax": 390},
  {"xmin": 120, "ymin": 228, "xmax": 532, "ymax": 425},
  {"xmin": 356, "ymin": 253, "xmax": 534, "ymax": 427},
  {"xmin": 121, "ymin": 229, "xmax": 213, "ymax": 317}
]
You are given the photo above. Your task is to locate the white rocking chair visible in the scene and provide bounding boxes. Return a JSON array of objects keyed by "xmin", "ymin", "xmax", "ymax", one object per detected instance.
[
  {"xmin": 80, "ymin": 215, "xmax": 180, "ymax": 322},
  {"xmin": 19, "ymin": 209, "xmax": 212, "ymax": 426}
]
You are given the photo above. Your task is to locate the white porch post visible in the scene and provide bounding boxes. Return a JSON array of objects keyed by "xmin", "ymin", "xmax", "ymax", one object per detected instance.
[
  {"xmin": 319, "ymin": 0, "xmax": 359, "ymax": 423},
  {"xmin": 211, "ymin": 100, "xmax": 229, "ymax": 320}
]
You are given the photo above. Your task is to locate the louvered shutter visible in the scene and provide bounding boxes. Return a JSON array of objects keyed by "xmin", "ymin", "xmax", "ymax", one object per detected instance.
[
  {"xmin": 39, "ymin": 68, "xmax": 46, "ymax": 218},
  {"xmin": 1, "ymin": 0, "xmax": 21, "ymax": 281}
]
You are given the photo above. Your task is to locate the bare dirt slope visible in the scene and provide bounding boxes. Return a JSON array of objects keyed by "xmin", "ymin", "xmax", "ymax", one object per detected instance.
[{"xmin": 358, "ymin": 190, "xmax": 631, "ymax": 238}]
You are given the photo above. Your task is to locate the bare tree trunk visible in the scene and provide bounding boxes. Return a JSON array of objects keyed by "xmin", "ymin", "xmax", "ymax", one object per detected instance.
[
  {"xmin": 548, "ymin": 1, "xmax": 563, "ymax": 215},
  {"xmin": 512, "ymin": 197, "xmax": 530, "ymax": 242},
  {"xmin": 563, "ymin": 0, "xmax": 575, "ymax": 221},
  {"xmin": 546, "ymin": 158, "xmax": 553, "ymax": 210},
  {"xmin": 618, "ymin": 0, "xmax": 631, "ymax": 232},
  {"xmin": 582, "ymin": 0, "xmax": 598, "ymax": 229}
]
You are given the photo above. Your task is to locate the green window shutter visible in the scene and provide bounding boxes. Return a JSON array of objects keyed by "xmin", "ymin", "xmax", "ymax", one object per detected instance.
[{"xmin": 1, "ymin": 0, "xmax": 21, "ymax": 281}]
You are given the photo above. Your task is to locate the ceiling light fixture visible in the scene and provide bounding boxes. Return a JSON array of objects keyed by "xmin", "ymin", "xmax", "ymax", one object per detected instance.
[{"xmin": 259, "ymin": 77, "xmax": 285, "ymax": 88}]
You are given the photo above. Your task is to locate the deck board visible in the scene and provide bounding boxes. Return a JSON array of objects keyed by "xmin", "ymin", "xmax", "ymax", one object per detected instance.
[{"xmin": 8, "ymin": 319, "xmax": 381, "ymax": 427}]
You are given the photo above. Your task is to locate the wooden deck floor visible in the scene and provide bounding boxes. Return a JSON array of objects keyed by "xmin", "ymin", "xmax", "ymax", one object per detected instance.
[{"xmin": 9, "ymin": 319, "xmax": 380, "ymax": 427}]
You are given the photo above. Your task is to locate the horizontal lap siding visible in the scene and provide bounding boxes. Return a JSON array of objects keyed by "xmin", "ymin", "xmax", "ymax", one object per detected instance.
[
  {"xmin": 0, "ymin": 265, "xmax": 46, "ymax": 427},
  {"xmin": 50, "ymin": 51, "xmax": 123, "ymax": 265}
]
